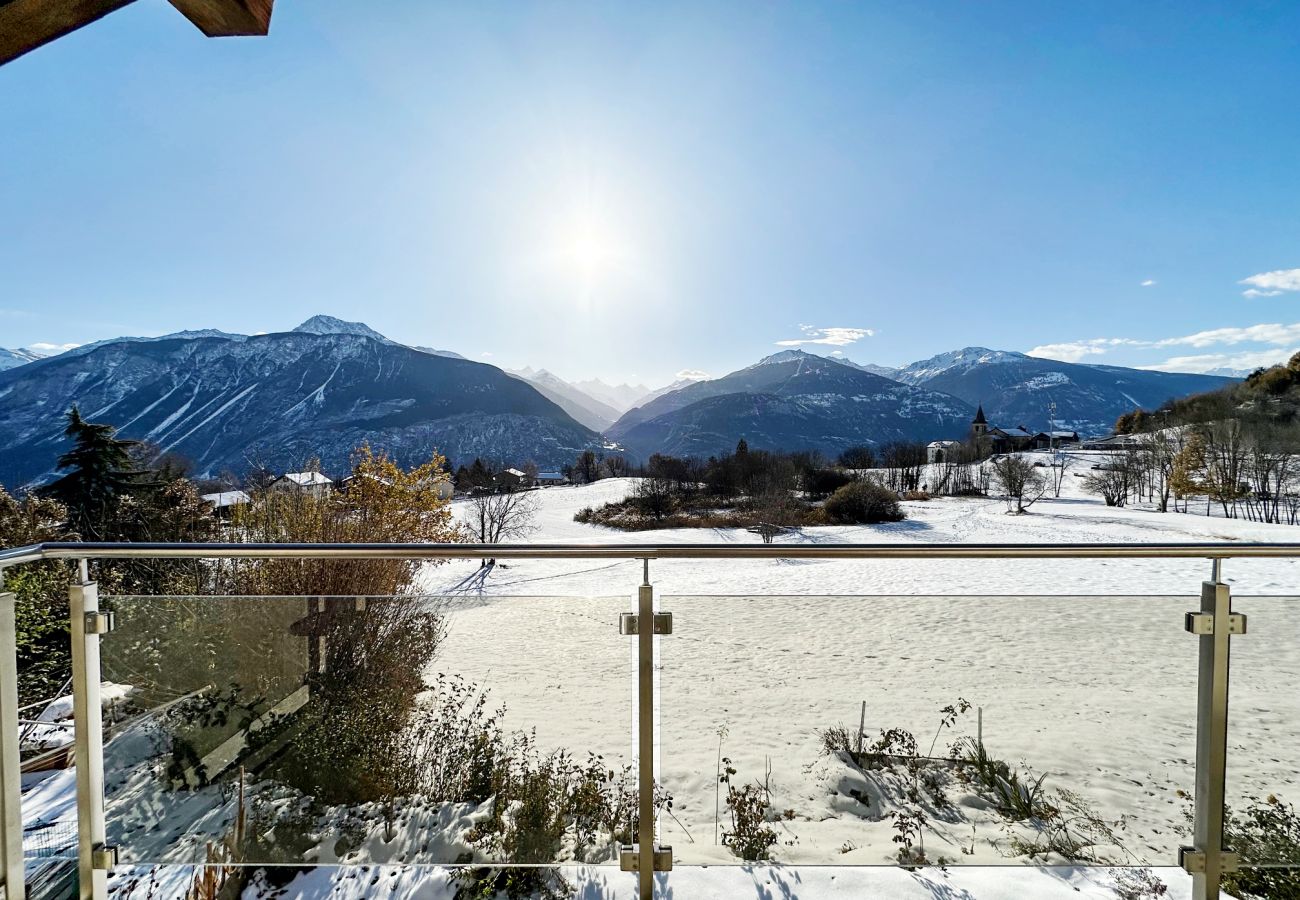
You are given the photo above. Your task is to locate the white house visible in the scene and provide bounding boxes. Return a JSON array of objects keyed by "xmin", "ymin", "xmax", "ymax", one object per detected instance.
[
  {"xmin": 200, "ymin": 490, "xmax": 250, "ymax": 518},
  {"xmin": 535, "ymin": 471, "xmax": 569, "ymax": 486},
  {"xmin": 270, "ymin": 471, "xmax": 333, "ymax": 499},
  {"xmin": 926, "ymin": 440, "xmax": 962, "ymax": 463}
]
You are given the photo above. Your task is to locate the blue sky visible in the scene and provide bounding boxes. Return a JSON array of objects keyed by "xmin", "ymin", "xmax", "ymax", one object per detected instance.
[{"xmin": 3, "ymin": 1, "xmax": 1300, "ymax": 386}]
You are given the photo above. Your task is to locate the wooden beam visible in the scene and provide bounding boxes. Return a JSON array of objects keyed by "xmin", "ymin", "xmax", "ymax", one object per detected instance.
[
  {"xmin": 0, "ymin": 0, "xmax": 273, "ymax": 66},
  {"xmin": 0, "ymin": 0, "xmax": 137, "ymax": 65},
  {"xmin": 167, "ymin": 0, "xmax": 271, "ymax": 37}
]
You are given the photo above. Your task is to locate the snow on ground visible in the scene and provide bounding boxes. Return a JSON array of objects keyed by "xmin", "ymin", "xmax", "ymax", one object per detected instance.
[
  {"xmin": 422, "ymin": 467, "xmax": 1300, "ymax": 875},
  {"xmin": 103, "ymin": 863, "xmax": 1205, "ymax": 900},
  {"xmin": 22, "ymin": 458, "xmax": 1298, "ymax": 897}
]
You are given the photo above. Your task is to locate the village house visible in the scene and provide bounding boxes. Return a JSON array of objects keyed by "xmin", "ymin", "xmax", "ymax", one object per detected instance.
[{"xmin": 269, "ymin": 471, "xmax": 334, "ymax": 499}]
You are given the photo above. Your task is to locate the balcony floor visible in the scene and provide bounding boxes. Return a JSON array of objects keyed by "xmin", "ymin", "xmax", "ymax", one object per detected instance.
[{"xmin": 87, "ymin": 863, "xmax": 1205, "ymax": 899}]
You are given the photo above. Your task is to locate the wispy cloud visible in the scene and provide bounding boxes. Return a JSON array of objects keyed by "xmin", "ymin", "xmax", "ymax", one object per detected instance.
[
  {"xmin": 1143, "ymin": 348, "xmax": 1296, "ymax": 374},
  {"xmin": 0, "ymin": 308, "xmax": 35, "ymax": 319},
  {"xmin": 1240, "ymin": 268, "xmax": 1300, "ymax": 297},
  {"xmin": 776, "ymin": 325, "xmax": 874, "ymax": 347},
  {"xmin": 1026, "ymin": 338, "xmax": 1145, "ymax": 363},
  {"xmin": 675, "ymin": 369, "xmax": 710, "ymax": 381},
  {"xmin": 1029, "ymin": 322, "xmax": 1300, "ymax": 364},
  {"xmin": 1141, "ymin": 279, "xmax": 1156, "ymax": 287},
  {"xmin": 28, "ymin": 342, "xmax": 80, "ymax": 354}
]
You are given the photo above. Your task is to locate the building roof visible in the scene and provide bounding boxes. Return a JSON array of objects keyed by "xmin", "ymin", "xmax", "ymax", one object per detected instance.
[
  {"xmin": 502, "ymin": 468, "xmax": 527, "ymax": 478},
  {"xmin": 972, "ymin": 404, "xmax": 987, "ymax": 425},
  {"xmin": 991, "ymin": 426, "xmax": 1035, "ymax": 439},
  {"xmin": 536, "ymin": 472, "xmax": 566, "ymax": 479},
  {"xmin": 278, "ymin": 472, "xmax": 333, "ymax": 487},
  {"xmin": 201, "ymin": 490, "xmax": 250, "ymax": 508},
  {"xmin": 927, "ymin": 440, "xmax": 961, "ymax": 448}
]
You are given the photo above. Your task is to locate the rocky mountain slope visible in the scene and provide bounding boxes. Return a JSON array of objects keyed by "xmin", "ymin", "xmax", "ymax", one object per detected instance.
[
  {"xmin": 0, "ymin": 323, "xmax": 597, "ymax": 487},
  {"xmin": 889, "ymin": 347, "xmax": 1235, "ymax": 435},
  {"xmin": 605, "ymin": 350, "xmax": 973, "ymax": 459}
]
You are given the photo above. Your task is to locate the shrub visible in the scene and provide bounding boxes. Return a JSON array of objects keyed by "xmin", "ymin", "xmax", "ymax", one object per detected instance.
[
  {"xmin": 718, "ymin": 757, "xmax": 778, "ymax": 861},
  {"xmin": 1222, "ymin": 794, "xmax": 1300, "ymax": 899},
  {"xmin": 823, "ymin": 480, "xmax": 905, "ymax": 524}
]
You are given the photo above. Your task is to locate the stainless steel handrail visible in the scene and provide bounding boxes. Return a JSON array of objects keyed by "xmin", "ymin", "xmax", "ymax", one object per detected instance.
[{"xmin": 4, "ymin": 540, "xmax": 1300, "ymax": 566}]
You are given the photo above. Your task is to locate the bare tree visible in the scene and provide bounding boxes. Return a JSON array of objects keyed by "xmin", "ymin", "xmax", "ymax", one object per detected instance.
[
  {"xmin": 989, "ymin": 455, "xmax": 1047, "ymax": 514},
  {"xmin": 467, "ymin": 488, "xmax": 539, "ymax": 566},
  {"xmin": 1082, "ymin": 452, "xmax": 1137, "ymax": 507}
]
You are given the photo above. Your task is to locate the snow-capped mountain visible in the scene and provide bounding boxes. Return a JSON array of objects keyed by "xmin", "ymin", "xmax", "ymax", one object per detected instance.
[
  {"xmin": 291, "ymin": 315, "xmax": 393, "ymax": 343},
  {"xmin": 605, "ymin": 349, "xmax": 973, "ymax": 460},
  {"xmin": 836, "ymin": 358, "xmax": 902, "ymax": 380},
  {"xmin": 893, "ymin": 347, "xmax": 1030, "ymax": 385},
  {"xmin": 507, "ymin": 369, "xmax": 623, "ymax": 432},
  {"xmin": 0, "ymin": 348, "xmax": 44, "ymax": 371},
  {"xmin": 629, "ymin": 376, "xmax": 710, "ymax": 410},
  {"xmin": 573, "ymin": 378, "xmax": 654, "ymax": 414},
  {"xmin": 893, "ymin": 346, "xmax": 1235, "ymax": 436},
  {"xmin": 0, "ymin": 321, "xmax": 598, "ymax": 487}
]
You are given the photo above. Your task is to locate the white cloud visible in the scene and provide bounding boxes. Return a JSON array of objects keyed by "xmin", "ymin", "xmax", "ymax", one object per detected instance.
[
  {"xmin": 481, "ymin": 351, "xmax": 493, "ymax": 358},
  {"xmin": 675, "ymin": 369, "xmax": 710, "ymax": 381},
  {"xmin": 1240, "ymin": 268, "xmax": 1300, "ymax": 297},
  {"xmin": 1144, "ymin": 348, "xmax": 1297, "ymax": 374},
  {"xmin": 1029, "ymin": 322, "xmax": 1300, "ymax": 364},
  {"xmin": 28, "ymin": 342, "xmax": 79, "ymax": 354},
  {"xmin": 1141, "ymin": 279, "xmax": 1156, "ymax": 287},
  {"xmin": 1157, "ymin": 323, "xmax": 1300, "ymax": 348},
  {"xmin": 775, "ymin": 325, "xmax": 874, "ymax": 347},
  {"xmin": 1026, "ymin": 338, "xmax": 1145, "ymax": 363}
]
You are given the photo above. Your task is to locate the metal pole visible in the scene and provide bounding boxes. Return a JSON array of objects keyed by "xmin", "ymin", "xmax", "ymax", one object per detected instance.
[
  {"xmin": 69, "ymin": 570, "xmax": 107, "ymax": 900},
  {"xmin": 1189, "ymin": 559, "xmax": 1233, "ymax": 900},
  {"xmin": 0, "ymin": 573, "xmax": 26, "ymax": 900},
  {"xmin": 637, "ymin": 560, "xmax": 654, "ymax": 898}
]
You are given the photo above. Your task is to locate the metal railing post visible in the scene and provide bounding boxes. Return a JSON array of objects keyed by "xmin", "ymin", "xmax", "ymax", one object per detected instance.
[
  {"xmin": 637, "ymin": 561, "xmax": 654, "ymax": 898},
  {"xmin": 618, "ymin": 560, "xmax": 671, "ymax": 895},
  {"xmin": 1, "ymin": 571, "xmax": 26, "ymax": 900},
  {"xmin": 69, "ymin": 565, "xmax": 110, "ymax": 900},
  {"xmin": 1181, "ymin": 559, "xmax": 1244, "ymax": 899}
]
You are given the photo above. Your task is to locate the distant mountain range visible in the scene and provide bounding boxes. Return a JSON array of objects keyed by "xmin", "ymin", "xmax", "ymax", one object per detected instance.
[
  {"xmin": 601, "ymin": 347, "xmax": 1236, "ymax": 460},
  {"xmin": 604, "ymin": 350, "xmax": 974, "ymax": 459},
  {"xmin": 0, "ymin": 322, "xmax": 1240, "ymax": 484},
  {"xmin": 883, "ymin": 347, "xmax": 1234, "ymax": 436},
  {"xmin": 0, "ymin": 318, "xmax": 598, "ymax": 487},
  {"xmin": 508, "ymin": 368, "xmax": 623, "ymax": 432}
]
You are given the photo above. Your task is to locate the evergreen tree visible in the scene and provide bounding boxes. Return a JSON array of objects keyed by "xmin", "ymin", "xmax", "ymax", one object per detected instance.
[{"xmin": 40, "ymin": 406, "xmax": 147, "ymax": 539}]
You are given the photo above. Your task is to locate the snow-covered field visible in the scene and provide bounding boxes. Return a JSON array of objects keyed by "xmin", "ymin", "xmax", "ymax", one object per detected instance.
[
  {"xmin": 21, "ymin": 458, "xmax": 1300, "ymax": 897},
  {"xmin": 424, "ymin": 471, "xmax": 1300, "ymax": 875}
]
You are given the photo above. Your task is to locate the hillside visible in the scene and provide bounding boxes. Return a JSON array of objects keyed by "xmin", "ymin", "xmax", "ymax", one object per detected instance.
[
  {"xmin": 0, "ymin": 326, "xmax": 598, "ymax": 486},
  {"xmin": 892, "ymin": 347, "xmax": 1235, "ymax": 436},
  {"xmin": 606, "ymin": 350, "xmax": 973, "ymax": 459}
]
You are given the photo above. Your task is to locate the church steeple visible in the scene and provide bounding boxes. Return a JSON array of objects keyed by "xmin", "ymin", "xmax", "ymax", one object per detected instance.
[{"xmin": 971, "ymin": 404, "xmax": 988, "ymax": 435}]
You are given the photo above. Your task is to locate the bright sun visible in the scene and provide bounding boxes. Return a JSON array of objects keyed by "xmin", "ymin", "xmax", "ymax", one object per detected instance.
[{"xmin": 565, "ymin": 227, "xmax": 617, "ymax": 281}]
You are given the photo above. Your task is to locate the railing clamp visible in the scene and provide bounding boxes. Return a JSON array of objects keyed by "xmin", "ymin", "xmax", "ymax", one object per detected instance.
[
  {"xmin": 83, "ymin": 610, "xmax": 115, "ymax": 636},
  {"xmin": 619, "ymin": 844, "xmax": 672, "ymax": 872},
  {"xmin": 1184, "ymin": 611, "xmax": 1246, "ymax": 635},
  {"xmin": 1178, "ymin": 845, "xmax": 1239, "ymax": 874},
  {"xmin": 619, "ymin": 611, "xmax": 672, "ymax": 635},
  {"xmin": 90, "ymin": 842, "xmax": 119, "ymax": 870}
]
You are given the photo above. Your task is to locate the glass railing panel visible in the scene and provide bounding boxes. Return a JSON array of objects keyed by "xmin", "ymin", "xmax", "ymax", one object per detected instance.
[
  {"xmin": 659, "ymin": 594, "xmax": 1197, "ymax": 868},
  {"xmin": 98, "ymin": 593, "xmax": 634, "ymax": 877},
  {"xmin": 1227, "ymin": 594, "xmax": 1300, "ymax": 886}
]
